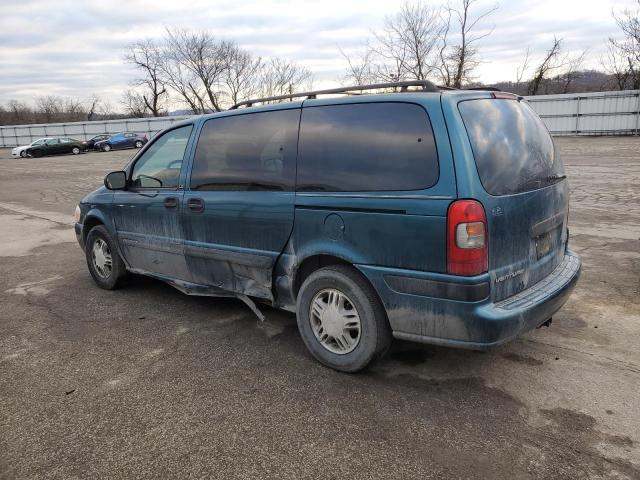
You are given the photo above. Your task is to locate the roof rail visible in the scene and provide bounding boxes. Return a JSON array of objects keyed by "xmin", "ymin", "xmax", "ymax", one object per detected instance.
[{"xmin": 229, "ymin": 80, "xmax": 439, "ymax": 109}]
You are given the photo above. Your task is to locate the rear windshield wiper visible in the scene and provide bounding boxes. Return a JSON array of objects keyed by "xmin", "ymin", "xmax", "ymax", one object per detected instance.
[{"xmin": 546, "ymin": 173, "xmax": 567, "ymax": 182}]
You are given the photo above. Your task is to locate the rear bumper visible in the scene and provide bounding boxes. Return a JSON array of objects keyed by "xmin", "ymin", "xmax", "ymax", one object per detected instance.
[{"xmin": 357, "ymin": 249, "xmax": 581, "ymax": 348}]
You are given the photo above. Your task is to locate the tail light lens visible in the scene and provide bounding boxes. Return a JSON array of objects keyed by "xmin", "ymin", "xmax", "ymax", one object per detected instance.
[{"xmin": 447, "ymin": 200, "xmax": 488, "ymax": 276}]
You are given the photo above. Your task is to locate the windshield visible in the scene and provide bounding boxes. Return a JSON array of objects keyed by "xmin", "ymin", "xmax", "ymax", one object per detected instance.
[{"xmin": 458, "ymin": 99, "xmax": 564, "ymax": 196}]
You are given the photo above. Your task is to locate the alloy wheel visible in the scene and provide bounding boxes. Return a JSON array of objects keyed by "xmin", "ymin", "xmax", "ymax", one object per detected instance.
[{"xmin": 309, "ymin": 288, "xmax": 361, "ymax": 354}]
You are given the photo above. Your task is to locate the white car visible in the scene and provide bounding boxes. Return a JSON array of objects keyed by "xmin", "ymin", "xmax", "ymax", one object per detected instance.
[{"xmin": 12, "ymin": 138, "xmax": 51, "ymax": 157}]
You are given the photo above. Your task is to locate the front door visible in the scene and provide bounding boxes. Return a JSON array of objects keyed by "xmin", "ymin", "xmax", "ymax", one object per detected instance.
[
  {"xmin": 112, "ymin": 124, "xmax": 194, "ymax": 281},
  {"xmin": 182, "ymin": 108, "xmax": 300, "ymax": 300}
]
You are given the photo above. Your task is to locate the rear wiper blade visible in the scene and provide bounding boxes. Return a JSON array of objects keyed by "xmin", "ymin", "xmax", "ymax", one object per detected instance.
[{"xmin": 546, "ymin": 173, "xmax": 567, "ymax": 181}]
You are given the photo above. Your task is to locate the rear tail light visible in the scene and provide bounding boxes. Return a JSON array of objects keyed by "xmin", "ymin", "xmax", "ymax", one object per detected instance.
[{"xmin": 447, "ymin": 200, "xmax": 488, "ymax": 276}]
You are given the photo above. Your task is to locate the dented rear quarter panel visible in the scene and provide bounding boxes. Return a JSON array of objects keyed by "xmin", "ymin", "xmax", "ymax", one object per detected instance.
[{"xmin": 275, "ymin": 93, "xmax": 457, "ymax": 309}]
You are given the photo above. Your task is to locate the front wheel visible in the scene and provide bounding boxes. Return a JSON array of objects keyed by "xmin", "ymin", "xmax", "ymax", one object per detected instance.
[
  {"xmin": 72, "ymin": 146, "xmax": 80, "ymax": 155},
  {"xmin": 19, "ymin": 150, "xmax": 26, "ymax": 158},
  {"xmin": 85, "ymin": 225, "xmax": 128, "ymax": 289},
  {"xmin": 102, "ymin": 144, "xmax": 111, "ymax": 152},
  {"xmin": 135, "ymin": 140, "xmax": 143, "ymax": 148},
  {"xmin": 296, "ymin": 265, "xmax": 392, "ymax": 372}
]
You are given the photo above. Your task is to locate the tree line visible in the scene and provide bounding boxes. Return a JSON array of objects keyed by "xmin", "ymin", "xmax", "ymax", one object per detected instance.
[{"xmin": 1, "ymin": 0, "xmax": 639, "ymax": 125}]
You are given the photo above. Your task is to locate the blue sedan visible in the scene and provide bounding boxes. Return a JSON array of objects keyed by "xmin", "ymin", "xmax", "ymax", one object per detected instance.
[{"xmin": 95, "ymin": 132, "xmax": 148, "ymax": 152}]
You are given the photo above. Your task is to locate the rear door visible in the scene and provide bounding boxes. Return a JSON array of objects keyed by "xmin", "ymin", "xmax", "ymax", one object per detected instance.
[
  {"xmin": 59, "ymin": 138, "xmax": 73, "ymax": 154},
  {"xmin": 181, "ymin": 108, "xmax": 300, "ymax": 300},
  {"xmin": 44, "ymin": 138, "xmax": 61, "ymax": 155},
  {"xmin": 456, "ymin": 96, "xmax": 568, "ymax": 301}
]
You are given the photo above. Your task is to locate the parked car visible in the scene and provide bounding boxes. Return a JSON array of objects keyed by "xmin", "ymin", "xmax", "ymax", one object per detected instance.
[
  {"xmin": 73, "ymin": 81, "xmax": 581, "ymax": 372},
  {"xmin": 95, "ymin": 132, "xmax": 148, "ymax": 152},
  {"xmin": 11, "ymin": 138, "xmax": 51, "ymax": 157},
  {"xmin": 85, "ymin": 134, "xmax": 111, "ymax": 150},
  {"xmin": 26, "ymin": 137, "xmax": 86, "ymax": 157}
]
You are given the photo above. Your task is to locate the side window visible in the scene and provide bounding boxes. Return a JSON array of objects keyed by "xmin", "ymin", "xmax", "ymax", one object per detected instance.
[
  {"xmin": 47, "ymin": 138, "xmax": 59, "ymax": 145},
  {"xmin": 60, "ymin": 138, "xmax": 71, "ymax": 144},
  {"xmin": 297, "ymin": 103, "xmax": 439, "ymax": 191},
  {"xmin": 131, "ymin": 125, "xmax": 193, "ymax": 188},
  {"xmin": 190, "ymin": 109, "xmax": 299, "ymax": 191}
]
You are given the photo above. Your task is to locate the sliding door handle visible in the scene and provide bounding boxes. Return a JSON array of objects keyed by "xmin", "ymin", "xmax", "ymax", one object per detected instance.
[
  {"xmin": 188, "ymin": 197, "xmax": 205, "ymax": 212},
  {"xmin": 164, "ymin": 197, "xmax": 178, "ymax": 209}
]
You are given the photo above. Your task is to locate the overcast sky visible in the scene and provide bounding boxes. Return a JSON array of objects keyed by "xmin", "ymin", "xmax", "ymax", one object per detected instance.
[{"xmin": 0, "ymin": 0, "xmax": 636, "ymax": 107}]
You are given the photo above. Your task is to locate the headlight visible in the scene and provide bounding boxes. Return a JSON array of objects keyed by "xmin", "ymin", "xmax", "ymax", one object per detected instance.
[{"xmin": 74, "ymin": 205, "xmax": 81, "ymax": 223}]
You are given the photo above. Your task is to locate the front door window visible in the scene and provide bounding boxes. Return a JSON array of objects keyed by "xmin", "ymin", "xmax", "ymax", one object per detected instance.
[{"xmin": 130, "ymin": 125, "xmax": 193, "ymax": 188}]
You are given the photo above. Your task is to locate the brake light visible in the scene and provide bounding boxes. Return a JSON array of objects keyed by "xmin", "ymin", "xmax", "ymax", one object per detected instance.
[
  {"xmin": 491, "ymin": 91, "xmax": 519, "ymax": 100},
  {"xmin": 447, "ymin": 200, "xmax": 488, "ymax": 276}
]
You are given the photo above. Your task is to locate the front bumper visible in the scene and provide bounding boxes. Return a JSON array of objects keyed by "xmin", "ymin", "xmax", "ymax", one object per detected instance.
[
  {"xmin": 358, "ymin": 249, "xmax": 581, "ymax": 348},
  {"xmin": 74, "ymin": 222, "xmax": 84, "ymax": 249}
]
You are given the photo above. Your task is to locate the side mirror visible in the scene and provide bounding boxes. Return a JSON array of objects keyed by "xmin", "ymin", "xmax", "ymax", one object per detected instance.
[{"xmin": 104, "ymin": 171, "xmax": 127, "ymax": 190}]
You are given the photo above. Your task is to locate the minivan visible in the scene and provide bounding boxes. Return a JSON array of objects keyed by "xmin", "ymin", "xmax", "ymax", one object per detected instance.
[{"xmin": 74, "ymin": 81, "xmax": 581, "ymax": 372}]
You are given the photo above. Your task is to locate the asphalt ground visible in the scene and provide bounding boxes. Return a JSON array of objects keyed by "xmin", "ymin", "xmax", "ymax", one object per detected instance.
[{"xmin": 0, "ymin": 137, "xmax": 639, "ymax": 479}]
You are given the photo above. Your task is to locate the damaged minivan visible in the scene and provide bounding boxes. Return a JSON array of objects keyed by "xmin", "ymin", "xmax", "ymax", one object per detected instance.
[{"xmin": 74, "ymin": 81, "xmax": 581, "ymax": 372}]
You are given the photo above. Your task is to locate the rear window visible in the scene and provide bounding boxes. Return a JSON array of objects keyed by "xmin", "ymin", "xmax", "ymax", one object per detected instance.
[
  {"xmin": 458, "ymin": 99, "xmax": 564, "ymax": 196},
  {"xmin": 297, "ymin": 103, "xmax": 439, "ymax": 192}
]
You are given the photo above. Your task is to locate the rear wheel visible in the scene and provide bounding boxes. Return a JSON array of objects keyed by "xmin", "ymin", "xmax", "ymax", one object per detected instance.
[
  {"xmin": 135, "ymin": 140, "xmax": 143, "ymax": 148},
  {"xmin": 72, "ymin": 146, "xmax": 80, "ymax": 155},
  {"xmin": 296, "ymin": 265, "xmax": 392, "ymax": 372},
  {"xmin": 85, "ymin": 225, "xmax": 128, "ymax": 289},
  {"xmin": 102, "ymin": 144, "xmax": 111, "ymax": 152}
]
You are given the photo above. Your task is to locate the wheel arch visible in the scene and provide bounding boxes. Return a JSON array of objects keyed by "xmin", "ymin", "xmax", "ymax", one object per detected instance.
[{"xmin": 292, "ymin": 253, "xmax": 353, "ymax": 299}]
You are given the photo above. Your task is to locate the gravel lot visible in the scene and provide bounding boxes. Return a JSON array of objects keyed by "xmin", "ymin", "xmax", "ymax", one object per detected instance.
[{"xmin": 1, "ymin": 138, "xmax": 639, "ymax": 479}]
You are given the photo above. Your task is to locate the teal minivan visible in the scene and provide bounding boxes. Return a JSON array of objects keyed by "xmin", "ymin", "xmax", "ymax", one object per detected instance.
[{"xmin": 74, "ymin": 81, "xmax": 581, "ymax": 372}]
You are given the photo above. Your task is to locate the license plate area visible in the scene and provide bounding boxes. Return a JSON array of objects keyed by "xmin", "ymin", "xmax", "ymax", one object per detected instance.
[{"xmin": 535, "ymin": 232, "xmax": 552, "ymax": 259}]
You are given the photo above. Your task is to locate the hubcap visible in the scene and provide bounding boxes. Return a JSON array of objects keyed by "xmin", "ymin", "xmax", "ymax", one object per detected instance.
[
  {"xmin": 91, "ymin": 238, "xmax": 112, "ymax": 279},
  {"xmin": 309, "ymin": 288, "xmax": 361, "ymax": 354}
]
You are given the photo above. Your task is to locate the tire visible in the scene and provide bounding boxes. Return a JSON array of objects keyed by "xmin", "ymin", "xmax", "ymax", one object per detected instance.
[
  {"xmin": 85, "ymin": 225, "xmax": 128, "ymax": 290},
  {"xmin": 19, "ymin": 150, "xmax": 26, "ymax": 158},
  {"xmin": 72, "ymin": 147, "xmax": 80, "ymax": 155},
  {"xmin": 102, "ymin": 144, "xmax": 111, "ymax": 152},
  {"xmin": 296, "ymin": 265, "xmax": 392, "ymax": 372},
  {"xmin": 135, "ymin": 140, "xmax": 143, "ymax": 148}
]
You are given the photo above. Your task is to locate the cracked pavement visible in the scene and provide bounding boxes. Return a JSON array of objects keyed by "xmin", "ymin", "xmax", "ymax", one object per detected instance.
[{"xmin": 0, "ymin": 137, "xmax": 639, "ymax": 479}]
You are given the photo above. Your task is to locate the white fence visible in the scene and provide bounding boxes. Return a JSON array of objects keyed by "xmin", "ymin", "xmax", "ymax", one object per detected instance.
[
  {"xmin": 1, "ymin": 89, "xmax": 640, "ymax": 146},
  {"xmin": 524, "ymin": 89, "xmax": 640, "ymax": 136},
  {"xmin": 0, "ymin": 116, "xmax": 192, "ymax": 148}
]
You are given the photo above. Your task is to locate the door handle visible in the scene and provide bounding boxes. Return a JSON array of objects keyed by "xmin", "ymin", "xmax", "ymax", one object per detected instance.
[
  {"xmin": 187, "ymin": 197, "xmax": 205, "ymax": 212},
  {"xmin": 164, "ymin": 197, "xmax": 178, "ymax": 209}
]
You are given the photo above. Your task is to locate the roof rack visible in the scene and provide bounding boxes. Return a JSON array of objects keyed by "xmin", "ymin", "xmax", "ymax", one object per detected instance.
[{"xmin": 229, "ymin": 80, "xmax": 439, "ymax": 109}]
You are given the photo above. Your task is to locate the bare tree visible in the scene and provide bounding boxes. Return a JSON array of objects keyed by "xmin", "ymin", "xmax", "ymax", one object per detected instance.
[
  {"xmin": 259, "ymin": 57, "xmax": 312, "ymax": 99},
  {"xmin": 557, "ymin": 49, "xmax": 587, "ymax": 93},
  {"xmin": 121, "ymin": 90, "xmax": 149, "ymax": 117},
  {"xmin": 86, "ymin": 95, "xmax": 101, "ymax": 121},
  {"xmin": 340, "ymin": 44, "xmax": 377, "ymax": 85},
  {"xmin": 606, "ymin": 1, "xmax": 640, "ymax": 89},
  {"xmin": 515, "ymin": 46, "xmax": 531, "ymax": 85},
  {"xmin": 164, "ymin": 28, "xmax": 235, "ymax": 112},
  {"xmin": 225, "ymin": 46, "xmax": 262, "ymax": 105},
  {"xmin": 125, "ymin": 39, "xmax": 167, "ymax": 116},
  {"xmin": 445, "ymin": 0, "xmax": 497, "ymax": 88},
  {"xmin": 527, "ymin": 37, "xmax": 563, "ymax": 95},
  {"xmin": 373, "ymin": 2, "xmax": 443, "ymax": 82}
]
